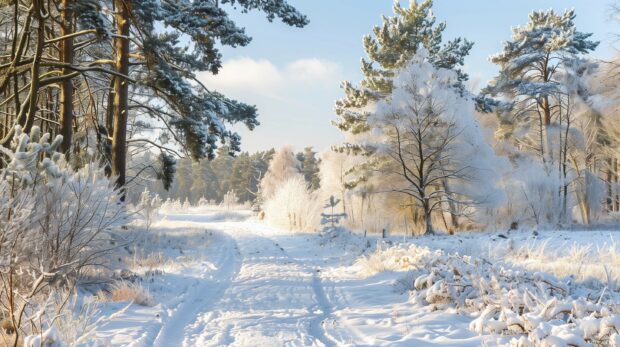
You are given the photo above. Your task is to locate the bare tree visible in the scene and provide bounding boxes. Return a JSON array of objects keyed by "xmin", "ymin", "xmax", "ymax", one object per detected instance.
[
  {"xmin": 369, "ymin": 53, "xmax": 501, "ymax": 234},
  {"xmin": 379, "ymin": 102, "xmax": 471, "ymax": 234}
]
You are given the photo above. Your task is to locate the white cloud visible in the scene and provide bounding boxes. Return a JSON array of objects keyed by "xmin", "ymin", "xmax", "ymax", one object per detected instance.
[
  {"xmin": 285, "ymin": 58, "xmax": 341, "ymax": 82},
  {"xmin": 198, "ymin": 57, "xmax": 282, "ymax": 91},
  {"xmin": 197, "ymin": 57, "xmax": 343, "ymax": 99}
]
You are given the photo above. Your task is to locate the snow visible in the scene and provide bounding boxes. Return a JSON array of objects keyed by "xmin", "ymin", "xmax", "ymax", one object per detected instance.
[{"xmin": 91, "ymin": 208, "xmax": 620, "ymax": 346}]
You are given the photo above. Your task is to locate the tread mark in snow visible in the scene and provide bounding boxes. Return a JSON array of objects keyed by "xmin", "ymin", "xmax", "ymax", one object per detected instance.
[
  {"xmin": 309, "ymin": 268, "xmax": 337, "ymax": 347},
  {"xmin": 152, "ymin": 232, "xmax": 240, "ymax": 347}
]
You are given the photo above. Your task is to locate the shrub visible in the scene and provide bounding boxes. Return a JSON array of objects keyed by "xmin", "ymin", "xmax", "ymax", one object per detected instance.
[
  {"xmin": 104, "ymin": 282, "xmax": 154, "ymax": 307},
  {"xmin": 0, "ymin": 126, "xmax": 125, "ymax": 341}
]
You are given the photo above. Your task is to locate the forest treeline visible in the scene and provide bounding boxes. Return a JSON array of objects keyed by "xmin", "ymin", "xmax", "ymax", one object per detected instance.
[{"xmin": 147, "ymin": 146, "xmax": 320, "ymax": 205}]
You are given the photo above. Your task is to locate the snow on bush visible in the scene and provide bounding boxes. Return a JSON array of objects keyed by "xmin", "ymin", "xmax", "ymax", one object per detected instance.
[
  {"xmin": 24, "ymin": 327, "xmax": 63, "ymax": 347},
  {"xmin": 23, "ymin": 293, "xmax": 107, "ymax": 347},
  {"xmin": 357, "ymin": 242, "xmax": 620, "ymax": 346},
  {"xmin": 136, "ymin": 189, "xmax": 162, "ymax": 230},
  {"xmin": 355, "ymin": 242, "xmax": 440, "ymax": 277},
  {"xmin": 0, "ymin": 125, "xmax": 125, "ymax": 340},
  {"xmin": 161, "ymin": 198, "xmax": 184, "ymax": 213},
  {"xmin": 262, "ymin": 175, "xmax": 321, "ymax": 231},
  {"xmin": 501, "ymin": 238, "xmax": 620, "ymax": 288}
]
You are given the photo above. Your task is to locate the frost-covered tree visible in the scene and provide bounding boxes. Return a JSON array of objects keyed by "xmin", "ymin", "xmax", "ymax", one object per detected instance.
[
  {"xmin": 263, "ymin": 176, "xmax": 320, "ymax": 231},
  {"xmin": 260, "ymin": 146, "xmax": 302, "ymax": 201},
  {"xmin": 367, "ymin": 52, "xmax": 503, "ymax": 234},
  {"xmin": 137, "ymin": 189, "xmax": 162, "ymax": 230},
  {"xmin": 483, "ymin": 9, "xmax": 598, "ymax": 165},
  {"xmin": 221, "ymin": 189, "xmax": 239, "ymax": 210},
  {"xmin": 482, "ymin": 9, "xmax": 599, "ymax": 224},
  {"xmin": 334, "ymin": 0, "xmax": 472, "ymax": 136}
]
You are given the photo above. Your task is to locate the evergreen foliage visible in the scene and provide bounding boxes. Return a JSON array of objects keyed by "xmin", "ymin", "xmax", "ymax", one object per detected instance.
[
  {"xmin": 321, "ymin": 195, "xmax": 347, "ymax": 228},
  {"xmin": 334, "ymin": 0, "xmax": 473, "ymax": 136}
]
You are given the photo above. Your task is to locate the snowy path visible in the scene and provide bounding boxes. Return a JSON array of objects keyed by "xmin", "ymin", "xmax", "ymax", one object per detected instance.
[
  {"xmin": 152, "ymin": 231, "xmax": 241, "ymax": 346},
  {"xmin": 179, "ymin": 222, "xmax": 338, "ymax": 346},
  {"xmin": 123, "ymin": 211, "xmax": 350, "ymax": 347}
]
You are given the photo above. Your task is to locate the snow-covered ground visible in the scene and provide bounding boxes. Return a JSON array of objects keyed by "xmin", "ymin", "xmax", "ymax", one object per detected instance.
[{"xmin": 92, "ymin": 209, "xmax": 620, "ymax": 346}]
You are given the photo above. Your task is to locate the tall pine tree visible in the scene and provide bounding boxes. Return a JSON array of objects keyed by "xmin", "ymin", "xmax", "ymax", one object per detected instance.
[{"xmin": 334, "ymin": 0, "xmax": 473, "ymax": 137}]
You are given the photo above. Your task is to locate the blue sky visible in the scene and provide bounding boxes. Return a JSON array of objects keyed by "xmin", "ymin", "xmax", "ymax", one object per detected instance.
[{"xmin": 198, "ymin": 1, "xmax": 620, "ymax": 153}]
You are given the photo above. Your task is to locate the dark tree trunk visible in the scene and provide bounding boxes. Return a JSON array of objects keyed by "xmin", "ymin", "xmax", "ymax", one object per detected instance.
[
  {"xmin": 21, "ymin": 0, "xmax": 45, "ymax": 134},
  {"xmin": 422, "ymin": 198, "xmax": 434, "ymax": 235},
  {"xmin": 59, "ymin": 0, "xmax": 74, "ymax": 155},
  {"xmin": 112, "ymin": 0, "xmax": 131, "ymax": 200}
]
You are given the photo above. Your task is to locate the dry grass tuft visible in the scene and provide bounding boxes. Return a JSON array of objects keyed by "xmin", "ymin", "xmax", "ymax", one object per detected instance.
[{"xmin": 99, "ymin": 281, "xmax": 154, "ymax": 307}]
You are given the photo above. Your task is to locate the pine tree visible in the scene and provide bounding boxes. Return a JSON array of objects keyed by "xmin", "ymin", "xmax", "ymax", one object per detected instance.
[
  {"xmin": 334, "ymin": 0, "xmax": 473, "ymax": 137},
  {"xmin": 483, "ymin": 9, "xmax": 598, "ymax": 164},
  {"xmin": 173, "ymin": 158, "xmax": 194, "ymax": 202},
  {"xmin": 298, "ymin": 147, "xmax": 321, "ymax": 190},
  {"xmin": 321, "ymin": 196, "xmax": 347, "ymax": 229},
  {"xmin": 482, "ymin": 9, "xmax": 598, "ymax": 224}
]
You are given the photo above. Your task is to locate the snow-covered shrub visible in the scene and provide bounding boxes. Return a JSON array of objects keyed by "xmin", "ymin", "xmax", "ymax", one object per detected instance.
[
  {"xmin": 137, "ymin": 189, "xmax": 162, "ymax": 230},
  {"xmin": 24, "ymin": 327, "xmax": 63, "ymax": 347},
  {"xmin": 23, "ymin": 293, "xmax": 106, "ymax": 347},
  {"xmin": 0, "ymin": 126, "xmax": 125, "ymax": 340},
  {"xmin": 197, "ymin": 196, "xmax": 210, "ymax": 206},
  {"xmin": 160, "ymin": 198, "xmax": 183, "ymax": 213},
  {"xmin": 260, "ymin": 146, "xmax": 301, "ymax": 202},
  {"xmin": 104, "ymin": 281, "xmax": 154, "ymax": 307},
  {"xmin": 263, "ymin": 176, "xmax": 321, "ymax": 231},
  {"xmin": 502, "ymin": 238, "xmax": 620, "ymax": 287},
  {"xmin": 355, "ymin": 242, "xmax": 440, "ymax": 277},
  {"xmin": 362, "ymin": 241, "xmax": 620, "ymax": 346},
  {"xmin": 221, "ymin": 190, "xmax": 239, "ymax": 210}
]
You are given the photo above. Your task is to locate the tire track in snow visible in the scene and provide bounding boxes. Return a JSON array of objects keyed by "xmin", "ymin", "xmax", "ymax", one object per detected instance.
[
  {"xmin": 248, "ymin": 229, "xmax": 339, "ymax": 346},
  {"xmin": 152, "ymin": 231, "xmax": 240, "ymax": 347},
  {"xmin": 309, "ymin": 269, "xmax": 337, "ymax": 347}
]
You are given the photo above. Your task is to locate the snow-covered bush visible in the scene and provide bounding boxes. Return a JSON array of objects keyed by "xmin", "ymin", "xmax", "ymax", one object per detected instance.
[
  {"xmin": 221, "ymin": 190, "xmax": 239, "ymax": 210},
  {"xmin": 360, "ymin": 241, "xmax": 620, "ymax": 346},
  {"xmin": 0, "ymin": 126, "xmax": 125, "ymax": 340},
  {"xmin": 23, "ymin": 293, "xmax": 106, "ymax": 347},
  {"xmin": 160, "ymin": 198, "xmax": 183, "ymax": 213},
  {"xmin": 355, "ymin": 242, "xmax": 441, "ymax": 277},
  {"xmin": 137, "ymin": 189, "xmax": 162, "ymax": 230},
  {"xmin": 260, "ymin": 146, "xmax": 301, "ymax": 201},
  {"xmin": 263, "ymin": 176, "xmax": 321, "ymax": 231}
]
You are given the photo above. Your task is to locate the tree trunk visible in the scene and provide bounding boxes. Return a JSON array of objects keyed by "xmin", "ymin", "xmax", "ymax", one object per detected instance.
[
  {"xmin": 111, "ymin": 0, "xmax": 131, "ymax": 199},
  {"xmin": 442, "ymin": 178, "xmax": 459, "ymax": 230},
  {"xmin": 423, "ymin": 198, "xmax": 433, "ymax": 235},
  {"xmin": 59, "ymin": 0, "xmax": 74, "ymax": 155},
  {"xmin": 20, "ymin": 0, "xmax": 45, "ymax": 134}
]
